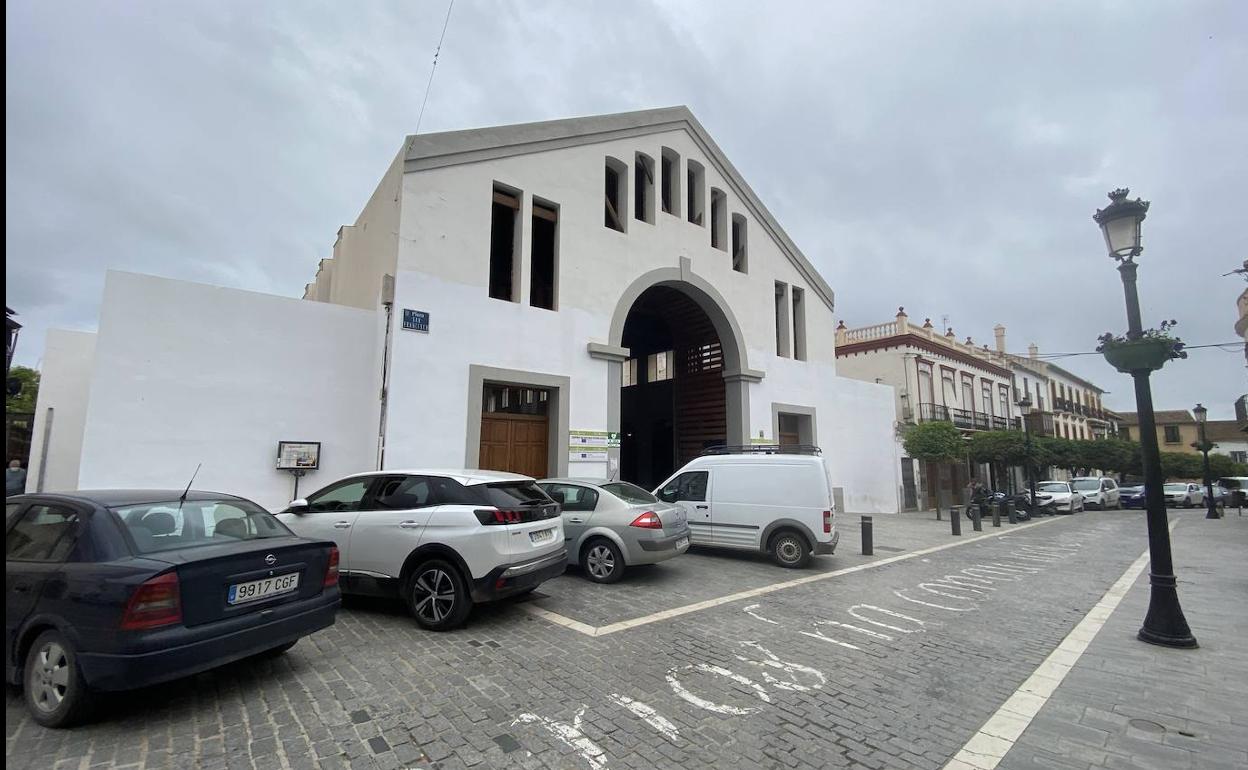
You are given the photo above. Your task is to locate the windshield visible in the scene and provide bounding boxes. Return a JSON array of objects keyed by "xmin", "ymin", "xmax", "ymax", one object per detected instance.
[
  {"xmin": 112, "ymin": 498, "xmax": 292, "ymax": 554},
  {"xmin": 1163, "ymin": 483, "xmax": 1187, "ymax": 492},
  {"xmin": 1037, "ymin": 482, "xmax": 1069, "ymax": 493},
  {"xmin": 601, "ymin": 482, "xmax": 658, "ymax": 504},
  {"xmin": 1071, "ymin": 480, "xmax": 1100, "ymax": 491}
]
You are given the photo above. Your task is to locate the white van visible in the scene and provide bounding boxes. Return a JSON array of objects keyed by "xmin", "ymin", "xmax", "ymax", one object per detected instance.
[{"xmin": 653, "ymin": 450, "xmax": 838, "ymax": 568}]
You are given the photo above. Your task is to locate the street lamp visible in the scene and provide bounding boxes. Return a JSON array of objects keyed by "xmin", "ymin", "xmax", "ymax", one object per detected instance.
[
  {"xmin": 1016, "ymin": 394, "xmax": 1039, "ymax": 514},
  {"xmin": 1192, "ymin": 403, "xmax": 1219, "ymax": 520},
  {"xmin": 1093, "ymin": 188, "xmax": 1197, "ymax": 648}
]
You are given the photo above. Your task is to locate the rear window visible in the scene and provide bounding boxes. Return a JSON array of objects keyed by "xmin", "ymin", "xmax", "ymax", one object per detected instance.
[
  {"xmin": 112, "ymin": 498, "xmax": 293, "ymax": 554},
  {"xmin": 601, "ymin": 482, "xmax": 657, "ymax": 504},
  {"xmin": 1071, "ymin": 480, "xmax": 1099, "ymax": 491},
  {"xmin": 473, "ymin": 481, "xmax": 552, "ymax": 508}
]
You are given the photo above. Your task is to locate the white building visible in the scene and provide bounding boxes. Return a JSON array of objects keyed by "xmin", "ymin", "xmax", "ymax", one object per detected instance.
[{"xmin": 28, "ymin": 107, "xmax": 899, "ymax": 512}]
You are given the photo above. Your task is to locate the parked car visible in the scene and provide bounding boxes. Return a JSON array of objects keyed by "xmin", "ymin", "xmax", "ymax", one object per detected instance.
[
  {"xmin": 652, "ymin": 448, "xmax": 838, "ymax": 568},
  {"xmin": 1070, "ymin": 477, "xmax": 1121, "ymax": 509},
  {"xmin": 1120, "ymin": 485, "xmax": 1147, "ymax": 509},
  {"xmin": 277, "ymin": 470, "xmax": 565, "ymax": 631},
  {"xmin": 537, "ymin": 479, "xmax": 690, "ymax": 583},
  {"xmin": 1163, "ymin": 482, "xmax": 1204, "ymax": 508},
  {"xmin": 1034, "ymin": 481, "xmax": 1085, "ymax": 514},
  {"xmin": 1216, "ymin": 477, "xmax": 1248, "ymax": 507},
  {"xmin": 6, "ymin": 490, "xmax": 340, "ymax": 728}
]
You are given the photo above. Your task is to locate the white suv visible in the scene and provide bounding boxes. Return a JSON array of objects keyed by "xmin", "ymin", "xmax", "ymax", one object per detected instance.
[
  {"xmin": 1070, "ymin": 477, "xmax": 1121, "ymax": 510},
  {"xmin": 277, "ymin": 469, "xmax": 565, "ymax": 630}
]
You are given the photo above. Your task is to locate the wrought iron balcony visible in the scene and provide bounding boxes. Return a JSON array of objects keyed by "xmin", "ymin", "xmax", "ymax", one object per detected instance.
[{"xmin": 917, "ymin": 403, "xmax": 1021, "ymax": 432}]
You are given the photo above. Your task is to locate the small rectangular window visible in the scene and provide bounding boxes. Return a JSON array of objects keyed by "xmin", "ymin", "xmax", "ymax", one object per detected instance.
[
  {"xmin": 710, "ymin": 188, "xmax": 727, "ymax": 250},
  {"xmin": 530, "ymin": 200, "xmax": 558, "ymax": 311},
  {"xmin": 489, "ymin": 186, "xmax": 520, "ymax": 301},
  {"xmin": 661, "ymin": 147, "xmax": 681, "ymax": 217},
  {"xmin": 686, "ymin": 160, "xmax": 705, "ymax": 226},
  {"xmin": 731, "ymin": 214, "xmax": 747, "ymax": 273},
  {"xmin": 605, "ymin": 157, "xmax": 627, "ymax": 232},
  {"xmin": 791, "ymin": 286, "xmax": 806, "ymax": 361},
  {"xmin": 647, "ymin": 351, "xmax": 673, "ymax": 383},
  {"xmin": 634, "ymin": 152, "xmax": 655, "ymax": 224},
  {"xmin": 622, "ymin": 358, "xmax": 638, "ymax": 387},
  {"xmin": 1163, "ymin": 425, "xmax": 1181, "ymax": 443},
  {"xmin": 775, "ymin": 281, "xmax": 791, "ymax": 357}
]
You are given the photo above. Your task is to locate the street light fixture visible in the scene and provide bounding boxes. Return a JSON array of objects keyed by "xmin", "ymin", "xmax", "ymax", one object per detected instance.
[
  {"xmin": 1016, "ymin": 394, "xmax": 1039, "ymax": 513},
  {"xmin": 1093, "ymin": 188, "xmax": 1197, "ymax": 648},
  {"xmin": 1192, "ymin": 403, "xmax": 1219, "ymax": 520}
]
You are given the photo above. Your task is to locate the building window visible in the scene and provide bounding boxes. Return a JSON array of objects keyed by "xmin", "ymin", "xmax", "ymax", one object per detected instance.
[
  {"xmin": 731, "ymin": 214, "xmax": 748, "ymax": 273},
  {"xmin": 489, "ymin": 185, "xmax": 520, "ymax": 301},
  {"xmin": 778, "ymin": 413, "xmax": 811, "ymax": 447},
  {"xmin": 604, "ymin": 157, "xmax": 627, "ymax": 232},
  {"xmin": 660, "ymin": 147, "xmax": 681, "ymax": 217},
  {"xmin": 710, "ymin": 188, "xmax": 727, "ymax": 250},
  {"xmin": 634, "ymin": 152, "xmax": 655, "ymax": 224},
  {"xmin": 530, "ymin": 199, "xmax": 558, "ymax": 311},
  {"xmin": 687, "ymin": 160, "xmax": 705, "ymax": 226},
  {"xmin": 999, "ymin": 387, "xmax": 1009, "ymax": 421},
  {"xmin": 791, "ymin": 287, "xmax": 807, "ymax": 361},
  {"xmin": 622, "ymin": 358, "xmax": 638, "ymax": 387},
  {"xmin": 961, "ymin": 377, "xmax": 974, "ymax": 410},
  {"xmin": 1231, "ymin": 451, "xmax": 1247, "ymax": 463},
  {"xmin": 774, "ymin": 281, "xmax": 791, "ymax": 357},
  {"xmin": 1163, "ymin": 425, "xmax": 1181, "ymax": 444},
  {"xmin": 982, "ymin": 383, "xmax": 993, "ymax": 415},
  {"xmin": 1121, "ymin": 427, "xmax": 1131, "ymax": 441},
  {"xmin": 484, "ymin": 384, "xmax": 549, "ymax": 416},
  {"xmin": 647, "ymin": 351, "xmax": 673, "ymax": 383}
]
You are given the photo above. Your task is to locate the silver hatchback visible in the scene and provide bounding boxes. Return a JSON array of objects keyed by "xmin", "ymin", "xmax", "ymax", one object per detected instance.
[{"xmin": 538, "ymin": 479, "xmax": 691, "ymax": 583}]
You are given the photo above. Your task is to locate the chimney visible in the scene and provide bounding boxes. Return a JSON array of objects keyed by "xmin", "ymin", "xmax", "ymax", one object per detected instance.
[
  {"xmin": 1028, "ymin": 343, "xmax": 1039, "ymax": 359},
  {"xmin": 994, "ymin": 324, "xmax": 1006, "ymax": 353}
]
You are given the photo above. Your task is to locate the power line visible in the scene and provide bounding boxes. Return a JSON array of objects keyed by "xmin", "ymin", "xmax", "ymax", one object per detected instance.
[
  {"xmin": 414, "ymin": 0, "xmax": 456, "ymax": 137},
  {"xmin": 1020, "ymin": 342, "xmax": 1242, "ymax": 360}
]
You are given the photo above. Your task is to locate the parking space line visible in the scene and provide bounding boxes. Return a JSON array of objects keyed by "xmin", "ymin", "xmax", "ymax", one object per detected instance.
[
  {"xmin": 942, "ymin": 517, "xmax": 1177, "ymax": 770},
  {"xmin": 521, "ymin": 515, "xmax": 1065, "ymax": 637}
]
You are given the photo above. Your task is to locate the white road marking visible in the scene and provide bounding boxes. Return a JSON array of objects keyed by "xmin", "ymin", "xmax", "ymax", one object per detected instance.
[
  {"xmin": 962, "ymin": 567, "xmax": 1021, "ymax": 581},
  {"xmin": 666, "ymin": 664, "xmax": 771, "ymax": 715},
  {"xmin": 942, "ymin": 518, "xmax": 1178, "ymax": 770},
  {"xmin": 800, "ymin": 628, "xmax": 863, "ymax": 650},
  {"xmin": 918, "ymin": 582, "xmax": 986, "ymax": 600},
  {"xmin": 736, "ymin": 641, "xmax": 826, "ymax": 691},
  {"xmin": 606, "ymin": 694, "xmax": 680, "ymax": 743},
  {"xmin": 893, "ymin": 589, "xmax": 978, "ymax": 612},
  {"xmin": 816, "ymin": 619, "xmax": 894, "ymax": 640},
  {"xmin": 944, "ymin": 574, "xmax": 996, "ymax": 589},
  {"xmin": 521, "ymin": 516, "xmax": 1064, "ymax": 636},
  {"xmin": 848, "ymin": 604, "xmax": 926, "ymax": 633},
  {"xmin": 514, "ymin": 708, "xmax": 608, "ymax": 770},
  {"xmin": 743, "ymin": 604, "xmax": 779, "ymax": 625}
]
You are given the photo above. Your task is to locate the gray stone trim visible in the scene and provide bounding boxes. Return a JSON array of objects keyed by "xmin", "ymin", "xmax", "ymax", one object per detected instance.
[
  {"xmin": 587, "ymin": 342, "xmax": 630, "ymax": 362},
  {"xmin": 401, "ymin": 106, "xmax": 836, "ymax": 313},
  {"xmin": 465, "ymin": 365, "xmax": 571, "ymax": 478},
  {"xmin": 772, "ymin": 402, "xmax": 818, "ymax": 446}
]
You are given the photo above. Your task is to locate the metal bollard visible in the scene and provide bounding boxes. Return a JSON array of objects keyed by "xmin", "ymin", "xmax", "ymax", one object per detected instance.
[
  {"xmin": 1007, "ymin": 500, "xmax": 1017, "ymax": 524},
  {"xmin": 950, "ymin": 506, "xmax": 962, "ymax": 536},
  {"xmin": 861, "ymin": 515, "xmax": 873, "ymax": 555},
  {"xmin": 992, "ymin": 500, "xmax": 1002, "ymax": 527},
  {"xmin": 971, "ymin": 503, "xmax": 982, "ymax": 532}
]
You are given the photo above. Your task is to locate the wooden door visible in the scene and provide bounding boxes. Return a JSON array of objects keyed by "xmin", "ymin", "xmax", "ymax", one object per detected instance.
[{"xmin": 480, "ymin": 413, "xmax": 549, "ymax": 479}]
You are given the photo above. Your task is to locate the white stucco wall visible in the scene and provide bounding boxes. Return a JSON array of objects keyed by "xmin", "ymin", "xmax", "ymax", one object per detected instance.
[
  {"xmin": 824, "ymin": 377, "xmax": 902, "ymax": 513},
  {"xmin": 76, "ymin": 271, "xmax": 382, "ymax": 510},
  {"xmin": 26, "ymin": 329, "xmax": 98, "ymax": 493}
]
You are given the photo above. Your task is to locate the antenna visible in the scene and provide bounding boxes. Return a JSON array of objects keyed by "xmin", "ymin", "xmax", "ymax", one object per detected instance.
[
  {"xmin": 178, "ymin": 463, "xmax": 202, "ymax": 511},
  {"xmin": 941, "ymin": 314, "xmax": 950, "ymax": 333}
]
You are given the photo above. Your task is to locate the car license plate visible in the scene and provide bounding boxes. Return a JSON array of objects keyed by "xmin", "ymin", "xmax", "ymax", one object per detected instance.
[
  {"xmin": 530, "ymin": 528, "xmax": 555, "ymax": 544},
  {"xmin": 675, "ymin": 537, "xmax": 689, "ymax": 550},
  {"xmin": 227, "ymin": 573, "xmax": 300, "ymax": 605}
]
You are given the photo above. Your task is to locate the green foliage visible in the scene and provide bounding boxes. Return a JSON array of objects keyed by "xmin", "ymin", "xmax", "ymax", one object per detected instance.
[
  {"xmin": 5, "ymin": 366, "xmax": 39, "ymax": 413},
  {"xmin": 902, "ymin": 421, "xmax": 965, "ymax": 463},
  {"xmin": 1206, "ymin": 453, "xmax": 1248, "ymax": 479},
  {"xmin": 966, "ymin": 431, "xmax": 1028, "ymax": 465},
  {"xmin": 1159, "ymin": 452, "xmax": 1203, "ymax": 480},
  {"xmin": 1075, "ymin": 439, "xmax": 1138, "ymax": 475}
]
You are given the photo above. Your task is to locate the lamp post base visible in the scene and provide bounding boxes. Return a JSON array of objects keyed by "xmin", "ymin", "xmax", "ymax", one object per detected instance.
[{"xmin": 1137, "ymin": 573, "xmax": 1198, "ymax": 649}]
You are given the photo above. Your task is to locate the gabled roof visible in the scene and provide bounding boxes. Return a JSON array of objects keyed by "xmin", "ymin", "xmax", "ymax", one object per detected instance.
[
  {"xmin": 1205, "ymin": 420, "xmax": 1248, "ymax": 440},
  {"xmin": 401, "ymin": 106, "xmax": 835, "ymax": 311},
  {"xmin": 1117, "ymin": 410, "xmax": 1194, "ymax": 426}
]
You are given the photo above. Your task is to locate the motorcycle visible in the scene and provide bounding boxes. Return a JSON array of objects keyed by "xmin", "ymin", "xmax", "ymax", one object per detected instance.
[{"xmin": 964, "ymin": 490, "xmax": 1034, "ymax": 521}]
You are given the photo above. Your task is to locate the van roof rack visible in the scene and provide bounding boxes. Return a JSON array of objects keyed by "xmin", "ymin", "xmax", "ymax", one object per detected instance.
[{"xmin": 700, "ymin": 444, "xmax": 822, "ymax": 457}]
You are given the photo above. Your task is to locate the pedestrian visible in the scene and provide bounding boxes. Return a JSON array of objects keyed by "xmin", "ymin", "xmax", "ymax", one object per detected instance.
[{"xmin": 6, "ymin": 458, "xmax": 27, "ymax": 497}]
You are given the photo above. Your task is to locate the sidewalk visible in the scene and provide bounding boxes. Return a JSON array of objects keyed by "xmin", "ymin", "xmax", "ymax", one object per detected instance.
[{"xmin": 997, "ymin": 511, "xmax": 1248, "ymax": 769}]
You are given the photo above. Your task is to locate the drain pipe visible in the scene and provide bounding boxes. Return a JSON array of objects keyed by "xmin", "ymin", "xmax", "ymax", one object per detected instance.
[{"xmin": 376, "ymin": 275, "xmax": 395, "ymax": 470}]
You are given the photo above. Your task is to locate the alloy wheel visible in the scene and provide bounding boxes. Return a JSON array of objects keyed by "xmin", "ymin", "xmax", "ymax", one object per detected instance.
[
  {"xmin": 412, "ymin": 568, "xmax": 456, "ymax": 624},
  {"xmin": 29, "ymin": 642, "xmax": 70, "ymax": 714},
  {"xmin": 586, "ymin": 545, "xmax": 616, "ymax": 580}
]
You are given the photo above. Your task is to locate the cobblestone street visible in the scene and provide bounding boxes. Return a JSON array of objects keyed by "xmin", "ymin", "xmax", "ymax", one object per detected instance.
[{"xmin": 8, "ymin": 510, "xmax": 1242, "ymax": 770}]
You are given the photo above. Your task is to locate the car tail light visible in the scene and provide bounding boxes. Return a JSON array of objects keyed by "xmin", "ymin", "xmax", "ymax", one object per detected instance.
[
  {"xmin": 475, "ymin": 509, "xmax": 527, "ymax": 525},
  {"xmin": 629, "ymin": 511, "xmax": 663, "ymax": 529},
  {"xmin": 823, "ymin": 510, "xmax": 832, "ymax": 534},
  {"xmin": 120, "ymin": 572, "xmax": 182, "ymax": 630},
  {"xmin": 324, "ymin": 546, "xmax": 340, "ymax": 588}
]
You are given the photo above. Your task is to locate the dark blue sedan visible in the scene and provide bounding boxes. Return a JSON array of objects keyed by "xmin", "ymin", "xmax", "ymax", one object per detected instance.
[
  {"xmin": 6, "ymin": 490, "xmax": 340, "ymax": 727},
  {"xmin": 1121, "ymin": 486, "xmax": 1148, "ymax": 509}
]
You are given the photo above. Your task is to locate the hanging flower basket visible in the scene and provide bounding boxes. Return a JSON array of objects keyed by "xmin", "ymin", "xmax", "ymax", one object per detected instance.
[{"xmin": 1097, "ymin": 322, "xmax": 1187, "ymax": 374}]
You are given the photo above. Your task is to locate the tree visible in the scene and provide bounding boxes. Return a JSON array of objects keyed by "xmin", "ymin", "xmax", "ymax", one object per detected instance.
[
  {"xmin": 966, "ymin": 430, "xmax": 1028, "ymax": 491},
  {"xmin": 903, "ymin": 421, "xmax": 965, "ymax": 515},
  {"xmin": 1206, "ymin": 453, "xmax": 1248, "ymax": 479},
  {"xmin": 5, "ymin": 365, "xmax": 39, "ymax": 414},
  {"xmin": 1036, "ymin": 437, "xmax": 1079, "ymax": 476},
  {"xmin": 1159, "ymin": 452, "xmax": 1203, "ymax": 480},
  {"xmin": 1075, "ymin": 439, "xmax": 1138, "ymax": 478}
]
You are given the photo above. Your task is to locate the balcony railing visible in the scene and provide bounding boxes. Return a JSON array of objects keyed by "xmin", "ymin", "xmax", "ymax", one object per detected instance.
[
  {"xmin": 1024, "ymin": 411, "xmax": 1057, "ymax": 437},
  {"xmin": 917, "ymin": 403, "xmax": 1020, "ymax": 432}
]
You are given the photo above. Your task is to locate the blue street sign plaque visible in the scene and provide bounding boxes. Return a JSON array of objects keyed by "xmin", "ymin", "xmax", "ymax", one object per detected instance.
[{"xmin": 402, "ymin": 309, "xmax": 429, "ymax": 333}]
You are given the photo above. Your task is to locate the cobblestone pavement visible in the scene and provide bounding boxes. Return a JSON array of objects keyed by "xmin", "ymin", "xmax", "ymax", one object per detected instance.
[
  {"xmin": 997, "ymin": 511, "xmax": 1248, "ymax": 770},
  {"xmin": 6, "ymin": 512, "xmax": 1168, "ymax": 770}
]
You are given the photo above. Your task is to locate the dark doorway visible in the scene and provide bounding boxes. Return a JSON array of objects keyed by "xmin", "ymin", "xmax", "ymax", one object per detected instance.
[{"xmin": 620, "ymin": 286, "xmax": 726, "ymax": 489}]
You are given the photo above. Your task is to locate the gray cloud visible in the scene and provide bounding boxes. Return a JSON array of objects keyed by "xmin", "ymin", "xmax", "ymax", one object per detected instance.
[{"xmin": 6, "ymin": 0, "xmax": 1245, "ymax": 415}]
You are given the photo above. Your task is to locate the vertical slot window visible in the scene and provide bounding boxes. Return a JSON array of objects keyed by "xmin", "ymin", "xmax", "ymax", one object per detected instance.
[
  {"xmin": 686, "ymin": 160, "xmax": 705, "ymax": 226},
  {"xmin": 634, "ymin": 152, "xmax": 655, "ymax": 224},
  {"xmin": 731, "ymin": 214, "xmax": 748, "ymax": 273},
  {"xmin": 646, "ymin": 351, "xmax": 673, "ymax": 383},
  {"xmin": 660, "ymin": 147, "xmax": 681, "ymax": 217},
  {"xmin": 489, "ymin": 186, "xmax": 520, "ymax": 302},
  {"xmin": 622, "ymin": 358, "xmax": 638, "ymax": 387},
  {"xmin": 791, "ymin": 286, "xmax": 806, "ymax": 360},
  {"xmin": 710, "ymin": 188, "xmax": 727, "ymax": 250},
  {"xmin": 604, "ymin": 157, "xmax": 627, "ymax": 232},
  {"xmin": 530, "ymin": 200, "xmax": 558, "ymax": 311},
  {"xmin": 774, "ymin": 281, "xmax": 791, "ymax": 357}
]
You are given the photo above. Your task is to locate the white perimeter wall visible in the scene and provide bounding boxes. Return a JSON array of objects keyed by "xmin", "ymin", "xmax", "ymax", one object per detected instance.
[
  {"xmin": 77, "ymin": 272, "xmax": 381, "ymax": 511},
  {"xmin": 26, "ymin": 330, "xmax": 98, "ymax": 494},
  {"xmin": 824, "ymin": 378, "xmax": 902, "ymax": 513}
]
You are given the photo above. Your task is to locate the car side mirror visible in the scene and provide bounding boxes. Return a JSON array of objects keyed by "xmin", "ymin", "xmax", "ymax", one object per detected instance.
[{"xmin": 288, "ymin": 499, "xmax": 309, "ymax": 514}]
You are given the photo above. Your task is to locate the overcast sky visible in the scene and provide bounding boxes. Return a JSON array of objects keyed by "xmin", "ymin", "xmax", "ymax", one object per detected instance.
[{"xmin": 7, "ymin": 1, "xmax": 1246, "ymax": 418}]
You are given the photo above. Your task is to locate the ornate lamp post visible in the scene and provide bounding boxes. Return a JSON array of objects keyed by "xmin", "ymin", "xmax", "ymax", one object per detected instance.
[
  {"xmin": 1192, "ymin": 404, "xmax": 1219, "ymax": 520},
  {"xmin": 1016, "ymin": 394, "xmax": 1039, "ymax": 513},
  {"xmin": 1093, "ymin": 188, "xmax": 1196, "ymax": 648}
]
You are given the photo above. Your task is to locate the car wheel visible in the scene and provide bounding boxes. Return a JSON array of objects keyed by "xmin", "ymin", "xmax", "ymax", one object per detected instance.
[
  {"xmin": 769, "ymin": 529, "xmax": 811, "ymax": 569},
  {"xmin": 407, "ymin": 560, "xmax": 472, "ymax": 631},
  {"xmin": 1183, "ymin": 497, "xmax": 1192, "ymax": 509},
  {"xmin": 256, "ymin": 640, "xmax": 298, "ymax": 658},
  {"xmin": 24, "ymin": 629, "xmax": 91, "ymax": 728},
  {"xmin": 582, "ymin": 538, "xmax": 625, "ymax": 584}
]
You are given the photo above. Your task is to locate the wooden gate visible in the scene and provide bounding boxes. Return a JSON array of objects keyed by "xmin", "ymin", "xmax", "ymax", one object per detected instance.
[{"xmin": 480, "ymin": 413, "xmax": 549, "ymax": 479}]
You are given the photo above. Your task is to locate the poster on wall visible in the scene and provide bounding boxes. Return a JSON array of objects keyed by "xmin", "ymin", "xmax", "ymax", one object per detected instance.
[
  {"xmin": 276, "ymin": 441, "xmax": 321, "ymax": 470},
  {"xmin": 569, "ymin": 430, "xmax": 609, "ymax": 462}
]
